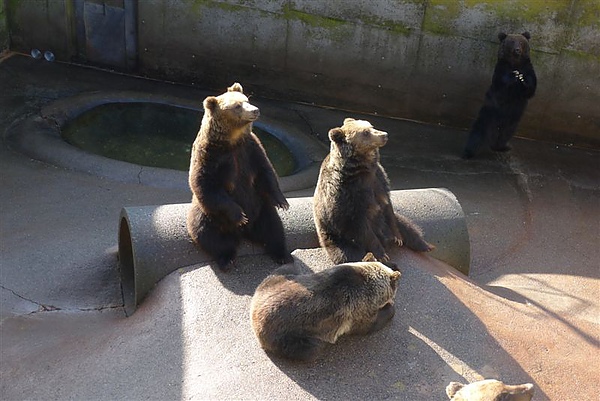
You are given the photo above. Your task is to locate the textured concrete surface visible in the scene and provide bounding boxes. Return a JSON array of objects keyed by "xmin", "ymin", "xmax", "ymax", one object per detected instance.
[{"xmin": 1, "ymin": 55, "xmax": 599, "ymax": 400}]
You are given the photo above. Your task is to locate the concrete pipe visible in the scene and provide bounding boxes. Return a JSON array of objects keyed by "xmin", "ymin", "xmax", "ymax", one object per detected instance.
[{"xmin": 118, "ymin": 188, "xmax": 470, "ymax": 315}]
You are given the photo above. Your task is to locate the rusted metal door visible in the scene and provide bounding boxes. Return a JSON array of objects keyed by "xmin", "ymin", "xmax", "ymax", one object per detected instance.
[{"xmin": 74, "ymin": 0, "xmax": 137, "ymax": 71}]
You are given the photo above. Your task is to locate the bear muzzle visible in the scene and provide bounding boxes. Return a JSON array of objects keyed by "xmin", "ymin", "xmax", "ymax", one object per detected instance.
[{"xmin": 244, "ymin": 104, "xmax": 260, "ymax": 121}]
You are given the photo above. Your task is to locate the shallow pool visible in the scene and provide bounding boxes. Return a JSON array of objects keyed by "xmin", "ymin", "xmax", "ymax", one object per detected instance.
[{"xmin": 61, "ymin": 102, "xmax": 297, "ymax": 176}]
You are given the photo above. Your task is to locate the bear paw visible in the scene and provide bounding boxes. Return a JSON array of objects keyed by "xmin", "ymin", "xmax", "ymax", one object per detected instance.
[
  {"xmin": 512, "ymin": 70, "xmax": 524, "ymax": 83},
  {"xmin": 273, "ymin": 193, "xmax": 290, "ymax": 210}
]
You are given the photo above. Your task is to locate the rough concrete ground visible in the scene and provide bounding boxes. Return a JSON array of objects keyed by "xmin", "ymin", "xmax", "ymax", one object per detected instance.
[{"xmin": 1, "ymin": 54, "xmax": 599, "ymax": 400}]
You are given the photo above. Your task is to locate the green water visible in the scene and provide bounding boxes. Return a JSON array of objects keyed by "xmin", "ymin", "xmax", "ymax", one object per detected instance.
[{"xmin": 61, "ymin": 102, "xmax": 297, "ymax": 176}]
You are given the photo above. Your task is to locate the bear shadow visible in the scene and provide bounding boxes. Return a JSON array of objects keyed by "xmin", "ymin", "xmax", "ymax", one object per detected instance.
[
  {"xmin": 203, "ymin": 248, "xmax": 316, "ymax": 297},
  {"xmin": 266, "ymin": 251, "xmax": 549, "ymax": 400}
]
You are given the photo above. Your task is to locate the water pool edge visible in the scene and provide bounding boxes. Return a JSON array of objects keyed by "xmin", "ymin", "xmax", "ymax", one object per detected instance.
[{"xmin": 6, "ymin": 91, "xmax": 327, "ymax": 192}]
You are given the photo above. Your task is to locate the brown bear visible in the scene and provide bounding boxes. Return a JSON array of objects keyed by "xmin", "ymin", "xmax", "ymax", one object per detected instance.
[
  {"xmin": 313, "ymin": 118, "xmax": 434, "ymax": 267},
  {"xmin": 446, "ymin": 379, "xmax": 534, "ymax": 401},
  {"xmin": 250, "ymin": 253, "xmax": 401, "ymax": 361},
  {"xmin": 187, "ymin": 83, "xmax": 292, "ymax": 270},
  {"xmin": 463, "ymin": 32, "xmax": 537, "ymax": 158}
]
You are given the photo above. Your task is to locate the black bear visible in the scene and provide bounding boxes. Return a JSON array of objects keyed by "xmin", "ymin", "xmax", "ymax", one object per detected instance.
[
  {"xmin": 313, "ymin": 118, "xmax": 434, "ymax": 268},
  {"xmin": 463, "ymin": 32, "xmax": 537, "ymax": 159},
  {"xmin": 250, "ymin": 253, "xmax": 401, "ymax": 361},
  {"xmin": 187, "ymin": 83, "xmax": 292, "ymax": 270}
]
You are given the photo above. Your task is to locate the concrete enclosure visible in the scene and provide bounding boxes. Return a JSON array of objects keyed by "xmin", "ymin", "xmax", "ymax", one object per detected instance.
[{"xmin": 3, "ymin": 0, "xmax": 599, "ymax": 148}]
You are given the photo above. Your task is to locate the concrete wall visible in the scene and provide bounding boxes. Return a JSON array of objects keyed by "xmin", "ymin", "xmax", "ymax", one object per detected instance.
[
  {"xmin": 0, "ymin": 0, "xmax": 7, "ymax": 51},
  {"xmin": 5, "ymin": 0, "xmax": 600, "ymax": 148}
]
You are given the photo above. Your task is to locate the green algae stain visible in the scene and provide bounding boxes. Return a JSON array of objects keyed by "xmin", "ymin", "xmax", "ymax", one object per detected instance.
[
  {"xmin": 360, "ymin": 15, "xmax": 412, "ymax": 36},
  {"xmin": 282, "ymin": 5, "xmax": 346, "ymax": 30},
  {"xmin": 562, "ymin": 48, "xmax": 600, "ymax": 62},
  {"xmin": 185, "ymin": 0, "xmax": 247, "ymax": 15},
  {"xmin": 423, "ymin": 0, "xmax": 462, "ymax": 36}
]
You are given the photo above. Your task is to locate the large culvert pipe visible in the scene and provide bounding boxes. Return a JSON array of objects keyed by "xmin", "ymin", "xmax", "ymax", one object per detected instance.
[{"xmin": 118, "ymin": 188, "xmax": 469, "ymax": 315}]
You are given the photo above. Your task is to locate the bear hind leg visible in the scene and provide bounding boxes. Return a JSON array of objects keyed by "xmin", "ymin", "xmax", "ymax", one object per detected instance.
[
  {"xmin": 492, "ymin": 119, "xmax": 520, "ymax": 152},
  {"xmin": 247, "ymin": 206, "xmax": 293, "ymax": 264},
  {"xmin": 463, "ymin": 106, "xmax": 498, "ymax": 159},
  {"xmin": 273, "ymin": 333, "xmax": 326, "ymax": 362},
  {"xmin": 187, "ymin": 207, "xmax": 240, "ymax": 270},
  {"xmin": 395, "ymin": 213, "xmax": 434, "ymax": 252},
  {"xmin": 322, "ymin": 238, "xmax": 366, "ymax": 265}
]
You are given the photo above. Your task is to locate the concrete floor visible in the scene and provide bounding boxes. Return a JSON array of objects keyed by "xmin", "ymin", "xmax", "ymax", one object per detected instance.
[{"xmin": 1, "ymin": 54, "xmax": 598, "ymax": 400}]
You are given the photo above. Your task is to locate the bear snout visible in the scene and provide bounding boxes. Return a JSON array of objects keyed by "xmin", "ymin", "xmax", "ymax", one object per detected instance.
[
  {"xmin": 376, "ymin": 132, "xmax": 388, "ymax": 146},
  {"xmin": 244, "ymin": 104, "xmax": 260, "ymax": 121}
]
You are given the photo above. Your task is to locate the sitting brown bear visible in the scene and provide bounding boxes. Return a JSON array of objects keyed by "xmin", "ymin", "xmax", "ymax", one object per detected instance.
[
  {"xmin": 313, "ymin": 118, "xmax": 434, "ymax": 267},
  {"xmin": 187, "ymin": 83, "xmax": 292, "ymax": 269}
]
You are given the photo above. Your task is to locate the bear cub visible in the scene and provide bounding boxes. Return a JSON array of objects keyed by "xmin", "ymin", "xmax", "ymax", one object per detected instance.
[
  {"xmin": 313, "ymin": 118, "xmax": 434, "ymax": 268},
  {"xmin": 446, "ymin": 379, "xmax": 534, "ymax": 401},
  {"xmin": 463, "ymin": 32, "xmax": 537, "ymax": 159},
  {"xmin": 250, "ymin": 253, "xmax": 401, "ymax": 361},
  {"xmin": 187, "ymin": 83, "xmax": 292, "ymax": 269}
]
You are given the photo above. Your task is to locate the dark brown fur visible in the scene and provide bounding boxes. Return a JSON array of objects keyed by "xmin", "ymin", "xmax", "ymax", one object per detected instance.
[
  {"xmin": 313, "ymin": 118, "xmax": 434, "ymax": 268},
  {"xmin": 463, "ymin": 32, "xmax": 537, "ymax": 158},
  {"xmin": 187, "ymin": 83, "xmax": 292, "ymax": 269}
]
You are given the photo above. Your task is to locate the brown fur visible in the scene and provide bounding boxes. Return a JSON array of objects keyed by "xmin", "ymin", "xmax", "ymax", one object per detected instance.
[
  {"xmin": 250, "ymin": 253, "xmax": 401, "ymax": 361},
  {"xmin": 313, "ymin": 118, "xmax": 434, "ymax": 268},
  {"xmin": 446, "ymin": 379, "xmax": 534, "ymax": 401},
  {"xmin": 187, "ymin": 83, "xmax": 292, "ymax": 269}
]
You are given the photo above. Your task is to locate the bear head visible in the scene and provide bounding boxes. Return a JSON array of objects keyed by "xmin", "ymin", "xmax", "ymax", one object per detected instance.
[
  {"xmin": 202, "ymin": 82, "xmax": 260, "ymax": 142},
  {"xmin": 358, "ymin": 252, "xmax": 401, "ymax": 296},
  {"xmin": 446, "ymin": 379, "xmax": 534, "ymax": 401},
  {"xmin": 328, "ymin": 118, "xmax": 388, "ymax": 160},
  {"xmin": 498, "ymin": 32, "xmax": 531, "ymax": 67},
  {"xmin": 340, "ymin": 254, "xmax": 401, "ymax": 335}
]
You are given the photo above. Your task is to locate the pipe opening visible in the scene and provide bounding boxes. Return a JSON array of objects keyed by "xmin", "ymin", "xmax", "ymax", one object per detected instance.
[{"xmin": 118, "ymin": 216, "xmax": 136, "ymax": 316}]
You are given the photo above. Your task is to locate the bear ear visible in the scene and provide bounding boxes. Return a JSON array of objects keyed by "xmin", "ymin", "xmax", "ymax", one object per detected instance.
[
  {"xmin": 329, "ymin": 128, "xmax": 345, "ymax": 143},
  {"xmin": 498, "ymin": 32, "xmax": 507, "ymax": 41},
  {"xmin": 343, "ymin": 117, "xmax": 355, "ymax": 125},
  {"xmin": 362, "ymin": 252, "xmax": 377, "ymax": 262},
  {"xmin": 446, "ymin": 382, "xmax": 464, "ymax": 398},
  {"xmin": 522, "ymin": 31, "xmax": 531, "ymax": 40},
  {"xmin": 203, "ymin": 96, "xmax": 219, "ymax": 112},
  {"xmin": 390, "ymin": 271, "xmax": 401, "ymax": 282},
  {"xmin": 228, "ymin": 82, "xmax": 244, "ymax": 93}
]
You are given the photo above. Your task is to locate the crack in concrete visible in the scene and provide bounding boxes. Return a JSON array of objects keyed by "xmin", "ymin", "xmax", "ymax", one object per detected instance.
[
  {"xmin": 0, "ymin": 284, "xmax": 60, "ymax": 312},
  {"xmin": 1, "ymin": 284, "xmax": 123, "ymax": 315}
]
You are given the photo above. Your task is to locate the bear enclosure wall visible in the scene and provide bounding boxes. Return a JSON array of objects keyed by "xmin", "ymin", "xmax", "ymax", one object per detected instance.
[
  {"xmin": 0, "ymin": 0, "xmax": 7, "ymax": 52},
  {"xmin": 5, "ymin": 0, "xmax": 600, "ymax": 148}
]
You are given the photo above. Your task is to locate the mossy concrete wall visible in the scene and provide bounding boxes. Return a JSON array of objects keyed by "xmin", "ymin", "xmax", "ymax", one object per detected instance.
[
  {"xmin": 0, "ymin": 0, "xmax": 7, "ymax": 51},
  {"xmin": 5, "ymin": 0, "xmax": 600, "ymax": 148}
]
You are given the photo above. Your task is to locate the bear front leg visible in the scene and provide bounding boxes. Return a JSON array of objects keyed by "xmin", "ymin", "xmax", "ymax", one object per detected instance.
[
  {"xmin": 249, "ymin": 136, "xmax": 290, "ymax": 210},
  {"xmin": 273, "ymin": 332, "xmax": 327, "ymax": 362},
  {"xmin": 364, "ymin": 223, "xmax": 391, "ymax": 264},
  {"xmin": 367, "ymin": 303, "xmax": 395, "ymax": 334}
]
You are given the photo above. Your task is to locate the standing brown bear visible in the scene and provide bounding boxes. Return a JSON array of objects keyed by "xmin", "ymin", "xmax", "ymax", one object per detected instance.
[
  {"xmin": 463, "ymin": 32, "xmax": 537, "ymax": 159},
  {"xmin": 187, "ymin": 83, "xmax": 292, "ymax": 270},
  {"xmin": 313, "ymin": 118, "xmax": 434, "ymax": 268}
]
